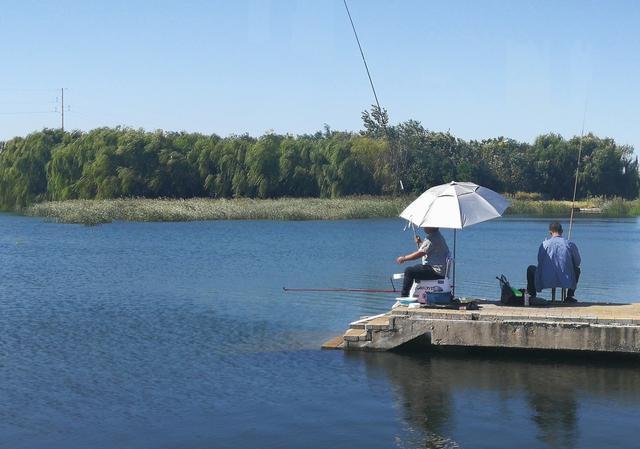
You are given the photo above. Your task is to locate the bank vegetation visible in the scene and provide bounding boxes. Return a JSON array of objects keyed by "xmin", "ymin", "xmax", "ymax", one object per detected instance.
[
  {"xmin": 23, "ymin": 196, "xmax": 640, "ymax": 225},
  {"xmin": 2, "ymin": 107, "xmax": 638, "ymax": 219}
]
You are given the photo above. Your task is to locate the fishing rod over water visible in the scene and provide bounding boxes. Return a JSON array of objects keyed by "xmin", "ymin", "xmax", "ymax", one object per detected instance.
[
  {"xmin": 568, "ymin": 102, "xmax": 588, "ymax": 240},
  {"xmin": 283, "ymin": 287, "xmax": 396, "ymax": 294},
  {"xmin": 343, "ymin": 0, "xmax": 407, "ymax": 195},
  {"xmin": 283, "ymin": 6, "xmax": 411, "ymax": 302}
]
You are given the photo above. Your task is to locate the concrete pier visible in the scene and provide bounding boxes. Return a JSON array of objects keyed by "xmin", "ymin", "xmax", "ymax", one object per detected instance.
[{"xmin": 324, "ymin": 302, "xmax": 640, "ymax": 355}]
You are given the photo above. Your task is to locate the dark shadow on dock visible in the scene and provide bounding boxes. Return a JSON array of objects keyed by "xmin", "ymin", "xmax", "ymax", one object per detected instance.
[{"xmin": 474, "ymin": 298, "xmax": 630, "ymax": 308}]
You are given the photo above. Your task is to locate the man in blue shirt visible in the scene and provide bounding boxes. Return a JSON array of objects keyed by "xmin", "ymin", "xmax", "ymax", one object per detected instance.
[{"xmin": 526, "ymin": 222, "xmax": 581, "ymax": 303}]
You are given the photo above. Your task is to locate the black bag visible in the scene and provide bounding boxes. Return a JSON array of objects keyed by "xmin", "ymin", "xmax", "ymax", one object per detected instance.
[{"xmin": 496, "ymin": 274, "xmax": 524, "ymax": 306}]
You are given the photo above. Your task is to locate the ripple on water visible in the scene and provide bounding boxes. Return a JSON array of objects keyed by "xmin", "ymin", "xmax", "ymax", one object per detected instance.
[{"xmin": 1, "ymin": 215, "xmax": 639, "ymax": 449}]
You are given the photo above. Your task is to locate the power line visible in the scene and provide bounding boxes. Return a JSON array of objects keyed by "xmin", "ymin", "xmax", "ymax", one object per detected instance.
[
  {"xmin": 0, "ymin": 88, "xmax": 60, "ymax": 92},
  {"xmin": 0, "ymin": 111, "xmax": 57, "ymax": 115},
  {"xmin": 0, "ymin": 101, "xmax": 58, "ymax": 105},
  {"xmin": 0, "ymin": 87, "xmax": 69, "ymax": 129}
]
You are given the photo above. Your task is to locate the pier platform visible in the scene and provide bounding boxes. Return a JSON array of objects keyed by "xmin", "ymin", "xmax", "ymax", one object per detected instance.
[{"xmin": 323, "ymin": 301, "xmax": 640, "ymax": 355}]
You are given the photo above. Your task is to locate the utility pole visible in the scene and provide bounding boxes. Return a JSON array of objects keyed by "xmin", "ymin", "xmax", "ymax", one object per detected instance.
[{"xmin": 61, "ymin": 87, "xmax": 64, "ymax": 132}]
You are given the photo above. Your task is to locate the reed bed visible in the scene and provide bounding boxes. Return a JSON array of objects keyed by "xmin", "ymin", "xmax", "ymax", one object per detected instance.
[
  {"xmin": 505, "ymin": 200, "xmax": 578, "ymax": 217},
  {"xmin": 599, "ymin": 198, "xmax": 640, "ymax": 217},
  {"xmin": 24, "ymin": 196, "xmax": 639, "ymax": 225},
  {"xmin": 24, "ymin": 197, "xmax": 408, "ymax": 225}
]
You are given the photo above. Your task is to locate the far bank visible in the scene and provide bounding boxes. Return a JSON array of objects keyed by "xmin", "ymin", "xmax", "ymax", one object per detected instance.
[{"xmin": 22, "ymin": 196, "xmax": 640, "ymax": 225}]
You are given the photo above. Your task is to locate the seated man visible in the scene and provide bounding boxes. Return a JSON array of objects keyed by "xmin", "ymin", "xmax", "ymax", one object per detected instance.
[
  {"xmin": 527, "ymin": 222, "xmax": 581, "ymax": 303},
  {"xmin": 396, "ymin": 227, "xmax": 449, "ymax": 297}
]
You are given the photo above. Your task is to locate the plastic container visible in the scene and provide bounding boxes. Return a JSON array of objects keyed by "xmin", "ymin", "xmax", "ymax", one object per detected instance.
[{"xmin": 427, "ymin": 291, "xmax": 454, "ymax": 305}]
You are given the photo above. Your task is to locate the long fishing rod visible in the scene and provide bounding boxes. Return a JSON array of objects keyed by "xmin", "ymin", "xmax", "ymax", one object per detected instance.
[
  {"xmin": 343, "ymin": 0, "xmax": 423, "ymax": 278},
  {"xmin": 283, "ymin": 287, "xmax": 396, "ymax": 294},
  {"xmin": 568, "ymin": 103, "xmax": 588, "ymax": 240},
  {"xmin": 343, "ymin": 0, "xmax": 382, "ymax": 117},
  {"xmin": 343, "ymin": 0, "xmax": 406, "ymax": 194}
]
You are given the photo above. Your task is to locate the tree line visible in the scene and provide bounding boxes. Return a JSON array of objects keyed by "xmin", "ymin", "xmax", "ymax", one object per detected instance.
[{"xmin": 0, "ymin": 108, "xmax": 638, "ymax": 210}]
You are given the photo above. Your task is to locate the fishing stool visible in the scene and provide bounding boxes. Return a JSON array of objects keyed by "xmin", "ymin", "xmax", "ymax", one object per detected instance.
[{"xmin": 550, "ymin": 288, "xmax": 567, "ymax": 302}]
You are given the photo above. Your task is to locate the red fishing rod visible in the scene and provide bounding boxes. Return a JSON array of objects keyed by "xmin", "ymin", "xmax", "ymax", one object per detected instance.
[
  {"xmin": 284, "ymin": 275, "xmax": 403, "ymax": 295},
  {"xmin": 283, "ymin": 287, "xmax": 397, "ymax": 294}
]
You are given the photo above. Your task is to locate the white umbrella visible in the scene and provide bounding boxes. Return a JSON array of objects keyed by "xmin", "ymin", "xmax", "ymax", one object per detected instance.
[{"xmin": 399, "ymin": 181, "xmax": 511, "ymax": 297}]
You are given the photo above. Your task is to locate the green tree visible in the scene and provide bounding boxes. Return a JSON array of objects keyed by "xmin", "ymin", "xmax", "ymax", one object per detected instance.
[{"xmin": 246, "ymin": 135, "xmax": 281, "ymax": 198}]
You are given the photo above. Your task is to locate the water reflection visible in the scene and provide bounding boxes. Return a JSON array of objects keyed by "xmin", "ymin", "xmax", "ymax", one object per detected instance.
[
  {"xmin": 523, "ymin": 372, "xmax": 579, "ymax": 448},
  {"xmin": 357, "ymin": 351, "xmax": 640, "ymax": 449}
]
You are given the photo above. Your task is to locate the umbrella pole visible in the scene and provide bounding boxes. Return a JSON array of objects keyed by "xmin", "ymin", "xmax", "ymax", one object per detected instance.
[{"xmin": 452, "ymin": 229, "xmax": 457, "ymax": 299}]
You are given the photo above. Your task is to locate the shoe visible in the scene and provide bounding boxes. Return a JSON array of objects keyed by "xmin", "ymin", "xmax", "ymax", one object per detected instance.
[
  {"xmin": 564, "ymin": 296, "xmax": 578, "ymax": 303},
  {"xmin": 465, "ymin": 301, "xmax": 480, "ymax": 311}
]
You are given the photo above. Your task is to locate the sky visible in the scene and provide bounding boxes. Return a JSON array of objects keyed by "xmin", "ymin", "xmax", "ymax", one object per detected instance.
[{"xmin": 1, "ymin": 0, "xmax": 639, "ymax": 152}]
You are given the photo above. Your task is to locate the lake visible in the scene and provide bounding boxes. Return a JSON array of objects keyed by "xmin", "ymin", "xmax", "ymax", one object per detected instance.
[{"xmin": 1, "ymin": 214, "xmax": 639, "ymax": 449}]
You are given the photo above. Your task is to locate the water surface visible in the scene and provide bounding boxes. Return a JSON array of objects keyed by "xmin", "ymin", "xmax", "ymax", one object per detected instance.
[{"xmin": 1, "ymin": 215, "xmax": 639, "ymax": 448}]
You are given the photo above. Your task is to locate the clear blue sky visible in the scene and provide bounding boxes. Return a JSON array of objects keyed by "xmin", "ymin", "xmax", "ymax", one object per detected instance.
[{"xmin": 1, "ymin": 0, "xmax": 639, "ymax": 153}]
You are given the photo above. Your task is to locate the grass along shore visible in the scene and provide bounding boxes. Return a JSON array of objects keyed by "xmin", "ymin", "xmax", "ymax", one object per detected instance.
[
  {"xmin": 22, "ymin": 196, "xmax": 640, "ymax": 225},
  {"xmin": 24, "ymin": 197, "xmax": 406, "ymax": 225}
]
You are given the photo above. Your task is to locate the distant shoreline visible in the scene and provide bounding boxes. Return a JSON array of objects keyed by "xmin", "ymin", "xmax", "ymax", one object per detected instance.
[{"xmin": 21, "ymin": 196, "xmax": 640, "ymax": 225}]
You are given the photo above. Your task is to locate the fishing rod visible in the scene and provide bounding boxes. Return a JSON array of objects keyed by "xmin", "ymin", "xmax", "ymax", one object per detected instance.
[
  {"xmin": 343, "ymin": 0, "xmax": 382, "ymax": 118},
  {"xmin": 568, "ymin": 102, "xmax": 588, "ymax": 240},
  {"xmin": 343, "ymin": 0, "xmax": 406, "ymax": 195},
  {"xmin": 343, "ymin": 1, "xmax": 427, "ymax": 273},
  {"xmin": 283, "ymin": 287, "xmax": 397, "ymax": 294}
]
